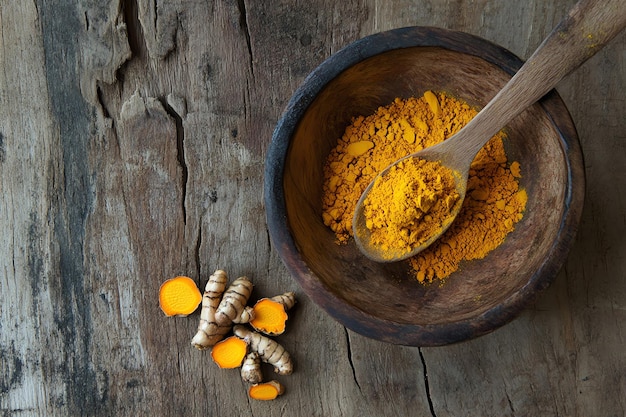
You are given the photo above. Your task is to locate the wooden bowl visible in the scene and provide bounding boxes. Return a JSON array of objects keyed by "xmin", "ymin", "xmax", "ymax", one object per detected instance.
[{"xmin": 264, "ymin": 27, "xmax": 585, "ymax": 346}]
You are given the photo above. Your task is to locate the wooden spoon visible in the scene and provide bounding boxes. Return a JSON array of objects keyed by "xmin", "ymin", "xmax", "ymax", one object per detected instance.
[{"xmin": 353, "ymin": 0, "xmax": 626, "ymax": 263}]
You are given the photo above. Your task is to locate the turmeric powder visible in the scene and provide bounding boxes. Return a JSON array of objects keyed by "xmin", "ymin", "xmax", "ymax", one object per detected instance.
[
  {"xmin": 363, "ymin": 157, "xmax": 460, "ymax": 257},
  {"xmin": 322, "ymin": 91, "xmax": 527, "ymax": 283}
]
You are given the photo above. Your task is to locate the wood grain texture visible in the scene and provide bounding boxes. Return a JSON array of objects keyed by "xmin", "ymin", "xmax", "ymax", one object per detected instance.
[{"xmin": 1, "ymin": 0, "xmax": 624, "ymax": 416}]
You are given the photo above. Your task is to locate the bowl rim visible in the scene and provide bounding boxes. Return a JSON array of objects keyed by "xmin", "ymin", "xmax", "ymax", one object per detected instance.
[{"xmin": 264, "ymin": 26, "xmax": 585, "ymax": 346}]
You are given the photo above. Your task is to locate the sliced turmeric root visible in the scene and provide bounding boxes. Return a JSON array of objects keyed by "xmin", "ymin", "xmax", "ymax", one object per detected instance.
[
  {"xmin": 249, "ymin": 292, "xmax": 296, "ymax": 336},
  {"xmin": 159, "ymin": 276, "xmax": 202, "ymax": 317},
  {"xmin": 211, "ymin": 336, "xmax": 248, "ymax": 369},
  {"xmin": 248, "ymin": 380, "xmax": 285, "ymax": 401},
  {"xmin": 250, "ymin": 299, "xmax": 288, "ymax": 335}
]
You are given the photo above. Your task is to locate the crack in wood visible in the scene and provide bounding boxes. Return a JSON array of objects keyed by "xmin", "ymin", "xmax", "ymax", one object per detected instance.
[
  {"xmin": 195, "ymin": 222, "xmax": 202, "ymax": 281},
  {"xmin": 153, "ymin": 0, "xmax": 158, "ymax": 41},
  {"xmin": 419, "ymin": 348, "xmax": 437, "ymax": 417},
  {"xmin": 96, "ymin": 84, "xmax": 111, "ymax": 119},
  {"xmin": 343, "ymin": 327, "xmax": 362, "ymax": 393},
  {"xmin": 159, "ymin": 97, "xmax": 188, "ymax": 224},
  {"xmin": 264, "ymin": 228, "xmax": 272, "ymax": 256},
  {"xmin": 0, "ymin": 131, "xmax": 5, "ymax": 163},
  {"xmin": 505, "ymin": 388, "xmax": 516, "ymax": 415},
  {"xmin": 236, "ymin": 0, "xmax": 255, "ymax": 77},
  {"xmin": 121, "ymin": 0, "xmax": 147, "ymax": 60}
]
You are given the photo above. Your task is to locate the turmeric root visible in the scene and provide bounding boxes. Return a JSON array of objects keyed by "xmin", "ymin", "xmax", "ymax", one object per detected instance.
[
  {"xmin": 215, "ymin": 276, "xmax": 254, "ymax": 326},
  {"xmin": 191, "ymin": 270, "xmax": 230, "ymax": 349},
  {"xmin": 250, "ymin": 291, "xmax": 296, "ymax": 335},
  {"xmin": 234, "ymin": 306, "xmax": 255, "ymax": 324},
  {"xmin": 248, "ymin": 380, "xmax": 285, "ymax": 401},
  {"xmin": 270, "ymin": 292, "xmax": 296, "ymax": 310},
  {"xmin": 159, "ymin": 276, "xmax": 203, "ymax": 317},
  {"xmin": 240, "ymin": 352, "xmax": 263, "ymax": 384},
  {"xmin": 233, "ymin": 325, "xmax": 293, "ymax": 375},
  {"xmin": 211, "ymin": 336, "xmax": 248, "ymax": 369}
]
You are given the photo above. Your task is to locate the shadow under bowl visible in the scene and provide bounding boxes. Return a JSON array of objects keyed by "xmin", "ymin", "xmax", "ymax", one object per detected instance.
[{"xmin": 264, "ymin": 27, "xmax": 585, "ymax": 346}]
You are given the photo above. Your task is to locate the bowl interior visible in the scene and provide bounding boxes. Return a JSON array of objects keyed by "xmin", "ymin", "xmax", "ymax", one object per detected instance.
[{"xmin": 283, "ymin": 46, "xmax": 568, "ymax": 327}]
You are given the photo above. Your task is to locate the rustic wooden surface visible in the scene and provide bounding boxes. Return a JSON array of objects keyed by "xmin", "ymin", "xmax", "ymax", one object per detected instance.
[{"xmin": 1, "ymin": 0, "xmax": 624, "ymax": 415}]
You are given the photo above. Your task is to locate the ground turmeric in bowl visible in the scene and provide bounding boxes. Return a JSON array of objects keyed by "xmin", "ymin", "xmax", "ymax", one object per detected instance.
[{"xmin": 321, "ymin": 91, "xmax": 527, "ymax": 284}]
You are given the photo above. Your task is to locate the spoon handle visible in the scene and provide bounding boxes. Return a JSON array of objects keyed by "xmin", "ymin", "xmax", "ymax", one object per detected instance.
[{"xmin": 454, "ymin": 0, "xmax": 626, "ymax": 158}]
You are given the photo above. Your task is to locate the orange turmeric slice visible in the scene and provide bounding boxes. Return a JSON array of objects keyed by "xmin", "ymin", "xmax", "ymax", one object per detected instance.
[
  {"xmin": 211, "ymin": 336, "xmax": 248, "ymax": 369},
  {"xmin": 159, "ymin": 276, "xmax": 202, "ymax": 317},
  {"xmin": 249, "ymin": 298, "xmax": 289, "ymax": 336},
  {"xmin": 248, "ymin": 380, "xmax": 285, "ymax": 401}
]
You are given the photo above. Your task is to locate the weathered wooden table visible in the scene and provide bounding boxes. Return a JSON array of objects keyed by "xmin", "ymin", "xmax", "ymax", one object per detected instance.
[{"xmin": 1, "ymin": 1, "xmax": 625, "ymax": 415}]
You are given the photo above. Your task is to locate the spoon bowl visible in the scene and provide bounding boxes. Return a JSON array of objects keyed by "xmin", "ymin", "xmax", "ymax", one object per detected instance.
[
  {"xmin": 353, "ymin": 142, "xmax": 470, "ymax": 263},
  {"xmin": 353, "ymin": 0, "xmax": 626, "ymax": 262}
]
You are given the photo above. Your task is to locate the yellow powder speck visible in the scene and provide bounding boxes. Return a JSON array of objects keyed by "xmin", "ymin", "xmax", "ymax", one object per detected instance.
[
  {"xmin": 510, "ymin": 161, "xmax": 522, "ymax": 178},
  {"xmin": 346, "ymin": 141, "xmax": 375, "ymax": 157},
  {"xmin": 423, "ymin": 90, "xmax": 441, "ymax": 116}
]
